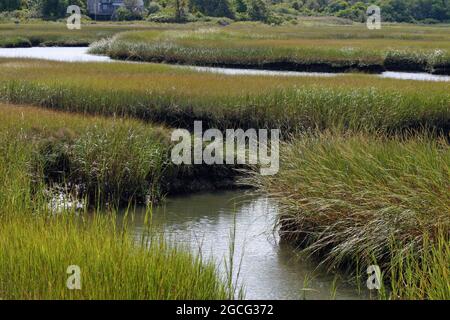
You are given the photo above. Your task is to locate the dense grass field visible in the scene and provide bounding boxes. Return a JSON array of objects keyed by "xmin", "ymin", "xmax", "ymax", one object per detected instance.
[
  {"xmin": 251, "ymin": 131, "xmax": 450, "ymax": 299},
  {"xmin": 0, "ymin": 59, "xmax": 448, "ymax": 135},
  {"xmin": 0, "ymin": 103, "xmax": 237, "ymax": 205},
  {"xmin": 0, "ymin": 21, "xmax": 254, "ymax": 50},
  {"xmin": 0, "ymin": 21, "xmax": 449, "ymax": 300},
  {"xmin": 92, "ymin": 22, "xmax": 450, "ymax": 74},
  {"xmin": 0, "ymin": 104, "xmax": 231, "ymax": 299},
  {"xmin": 0, "ymin": 22, "xmax": 201, "ymax": 48},
  {"xmin": 0, "ymin": 103, "xmax": 172, "ymax": 204},
  {"xmin": 1, "ymin": 22, "xmax": 449, "ymax": 74}
]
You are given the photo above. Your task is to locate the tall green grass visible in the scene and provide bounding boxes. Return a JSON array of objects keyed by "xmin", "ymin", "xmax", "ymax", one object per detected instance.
[
  {"xmin": 0, "ymin": 104, "xmax": 232, "ymax": 300},
  {"xmin": 0, "ymin": 60, "xmax": 448, "ymax": 135},
  {"xmin": 0, "ymin": 104, "xmax": 239, "ymax": 205},
  {"xmin": 0, "ymin": 23, "xmax": 118, "ymax": 47},
  {"xmin": 0, "ymin": 212, "xmax": 231, "ymax": 299},
  {"xmin": 251, "ymin": 131, "xmax": 449, "ymax": 299},
  {"xmin": 92, "ymin": 23, "xmax": 450, "ymax": 74},
  {"xmin": 0, "ymin": 22, "xmax": 198, "ymax": 48},
  {"xmin": 0, "ymin": 104, "xmax": 172, "ymax": 205},
  {"xmin": 382, "ymin": 230, "xmax": 449, "ymax": 300}
]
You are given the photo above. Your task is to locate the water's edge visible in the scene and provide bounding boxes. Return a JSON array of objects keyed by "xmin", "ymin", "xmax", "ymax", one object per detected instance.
[
  {"xmin": 0, "ymin": 47, "xmax": 449, "ymax": 82},
  {"xmin": 127, "ymin": 190, "xmax": 368, "ymax": 300}
]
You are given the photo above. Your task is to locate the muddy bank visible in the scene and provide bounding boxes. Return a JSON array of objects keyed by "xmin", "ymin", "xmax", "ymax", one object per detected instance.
[
  {"xmin": 109, "ymin": 53, "xmax": 450, "ymax": 75},
  {"xmin": 110, "ymin": 54, "xmax": 386, "ymax": 74}
]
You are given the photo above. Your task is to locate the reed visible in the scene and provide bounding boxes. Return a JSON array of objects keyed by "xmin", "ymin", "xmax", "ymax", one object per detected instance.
[
  {"xmin": 381, "ymin": 230, "xmax": 449, "ymax": 300},
  {"xmin": 0, "ymin": 22, "xmax": 212, "ymax": 48},
  {"xmin": 0, "ymin": 104, "xmax": 231, "ymax": 300},
  {"xmin": 0, "ymin": 211, "xmax": 232, "ymax": 299},
  {"xmin": 0, "ymin": 22, "xmax": 178, "ymax": 47},
  {"xmin": 93, "ymin": 23, "xmax": 450, "ymax": 74},
  {"xmin": 251, "ymin": 131, "xmax": 450, "ymax": 299},
  {"xmin": 0, "ymin": 59, "xmax": 448, "ymax": 135},
  {"xmin": 0, "ymin": 104, "xmax": 242, "ymax": 206}
]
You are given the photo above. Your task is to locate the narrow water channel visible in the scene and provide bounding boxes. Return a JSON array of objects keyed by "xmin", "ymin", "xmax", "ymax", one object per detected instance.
[
  {"xmin": 126, "ymin": 191, "xmax": 367, "ymax": 300},
  {"xmin": 0, "ymin": 47, "xmax": 449, "ymax": 82}
]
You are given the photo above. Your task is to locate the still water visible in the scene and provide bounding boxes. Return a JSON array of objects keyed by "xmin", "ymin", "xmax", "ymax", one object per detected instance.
[
  {"xmin": 126, "ymin": 191, "xmax": 366, "ymax": 300},
  {"xmin": 0, "ymin": 46, "xmax": 111, "ymax": 62},
  {"xmin": 0, "ymin": 46, "xmax": 449, "ymax": 82}
]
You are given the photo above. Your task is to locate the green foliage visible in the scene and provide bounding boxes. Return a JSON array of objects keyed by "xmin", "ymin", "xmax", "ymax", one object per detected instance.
[
  {"xmin": 0, "ymin": 0, "xmax": 22, "ymax": 11},
  {"xmin": 40, "ymin": 0, "xmax": 68, "ymax": 19},
  {"xmin": 6, "ymin": 0, "xmax": 450, "ymax": 23},
  {"xmin": 1, "ymin": 58, "xmax": 449, "ymax": 136},
  {"xmin": 148, "ymin": 1, "xmax": 162, "ymax": 13},
  {"xmin": 248, "ymin": 0, "xmax": 270, "ymax": 21},
  {"xmin": 189, "ymin": 0, "xmax": 236, "ymax": 18},
  {"xmin": 115, "ymin": 6, "xmax": 143, "ymax": 20},
  {"xmin": 234, "ymin": 0, "xmax": 248, "ymax": 12},
  {"xmin": 335, "ymin": 1, "xmax": 366, "ymax": 22},
  {"xmin": 253, "ymin": 132, "xmax": 450, "ymax": 299},
  {"xmin": 255, "ymin": 132, "xmax": 450, "ymax": 265}
]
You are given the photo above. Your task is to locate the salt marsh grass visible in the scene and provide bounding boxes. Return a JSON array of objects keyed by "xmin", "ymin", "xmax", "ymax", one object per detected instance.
[
  {"xmin": 0, "ymin": 23, "xmax": 124, "ymax": 47},
  {"xmin": 94, "ymin": 23, "xmax": 450, "ymax": 74},
  {"xmin": 0, "ymin": 104, "xmax": 171, "ymax": 205},
  {"xmin": 0, "ymin": 104, "xmax": 231, "ymax": 300},
  {"xmin": 383, "ymin": 230, "xmax": 449, "ymax": 300},
  {"xmin": 0, "ymin": 22, "xmax": 199, "ymax": 48},
  {"xmin": 0, "ymin": 212, "xmax": 231, "ymax": 299},
  {"xmin": 0, "ymin": 21, "xmax": 448, "ymax": 299},
  {"xmin": 0, "ymin": 59, "xmax": 448, "ymax": 135},
  {"xmin": 252, "ymin": 131, "xmax": 449, "ymax": 299}
]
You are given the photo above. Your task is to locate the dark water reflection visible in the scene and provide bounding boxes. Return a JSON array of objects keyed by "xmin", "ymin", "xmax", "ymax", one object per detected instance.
[{"xmin": 127, "ymin": 191, "xmax": 367, "ymax": 300}]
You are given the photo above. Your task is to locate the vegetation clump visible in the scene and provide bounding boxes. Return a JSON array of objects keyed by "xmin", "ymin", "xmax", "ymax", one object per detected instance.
[
  {"xmin": 0, "ymin": 104, "xmax": 232, "ymax": 300},
  {"xmin": 91, "ymin": 24, "xmax": 450, "ymax": 74},
  {"xmin": 251, "ymin": 131, "xmax": 450, "ymax": 299}
]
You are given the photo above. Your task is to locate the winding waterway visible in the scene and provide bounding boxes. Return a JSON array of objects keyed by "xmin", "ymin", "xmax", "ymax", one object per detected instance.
[{"xmin": 0, "ymin": 46, "xmax": 449, "ymax": 82}]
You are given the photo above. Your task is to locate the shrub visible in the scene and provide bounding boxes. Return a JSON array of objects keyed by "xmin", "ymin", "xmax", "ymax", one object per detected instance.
[{"xmin": 147, "ymin": 1, "xmax": 162, "ymax": 14}]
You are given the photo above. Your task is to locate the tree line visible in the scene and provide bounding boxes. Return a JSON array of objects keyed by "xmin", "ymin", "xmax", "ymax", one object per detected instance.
[{"xmin": 1, "ymin": 0, "xmax": 449, "ymax": 23}]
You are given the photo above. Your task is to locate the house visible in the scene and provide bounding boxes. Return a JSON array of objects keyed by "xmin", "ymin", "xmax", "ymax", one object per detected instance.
[{"xmin": 87, "ymin": 0, "xmax": 144, "ymax": 19}]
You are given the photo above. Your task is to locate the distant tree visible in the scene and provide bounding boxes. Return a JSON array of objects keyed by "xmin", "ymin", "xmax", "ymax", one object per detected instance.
[
  {"xmin": 326, "ymin": 0, "xmax": 349, "ymax": 13},
  {"xmin": 124, "ymin": 0, "xmax": 140, "ymax": 9},
  {"xmin": 234, "ymin": 0, "xmax": 248, "ymax": 13},
  {"xmin": 336, "ymin": 1, "xmax": 366, "ymax": 22},
  {"xmin": 41, "ymin": 0, "xmax": 69, "ymax": 19},
  {"xmin": 379, "ymin": 0, "xmax": 413, "ymax": 22},
  {"xmin": 147, "ymin": 1, "xmax": 162, "ymax": 13},
  {"xmin": 247, "ymin": 0, "xmax": 269, "ymax": 21},
  {"xmin": 189, "ymin": 0, "xmax": 235, "ymax": 18},
  {"xmin": 304, "ymin": 0, "xmax": 320, "ymax": 11},
  {"xmin": 0, "ymin": 0, "xmax": 21, "ymax": 11},
  {"xmin": 174, "ymin": 0, "xmax": 189, "ymax": 21},
  {"xmin": 430, "ymin": 0, "xmax": 448, "ymax": 20},
  {"xmin": 292, "ymin": 1, "xmax": 303, "ymax": 11}
]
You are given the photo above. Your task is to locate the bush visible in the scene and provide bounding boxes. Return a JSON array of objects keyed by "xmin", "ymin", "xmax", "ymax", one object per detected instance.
[
  {"xmin": 0, "ymin": 0, "xmax": 21, "ymax": 11},
  {"xmin": 248, "ymin": 0, "xmax": 270, "ymax": 22},
  {"xmin": 189, "ymin": 0, "xmax": 235, "ymax": 19},
  {"xmin": 0, "ymin": 8, "xmax": 36, "ymax": 22},
  {"xmin": 147, "ymin": 1, "xmax": 162, "ymax": 14},
  {"xmin": 114, "ymin": 7, "xmax": 143, "ymax": 21}
]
